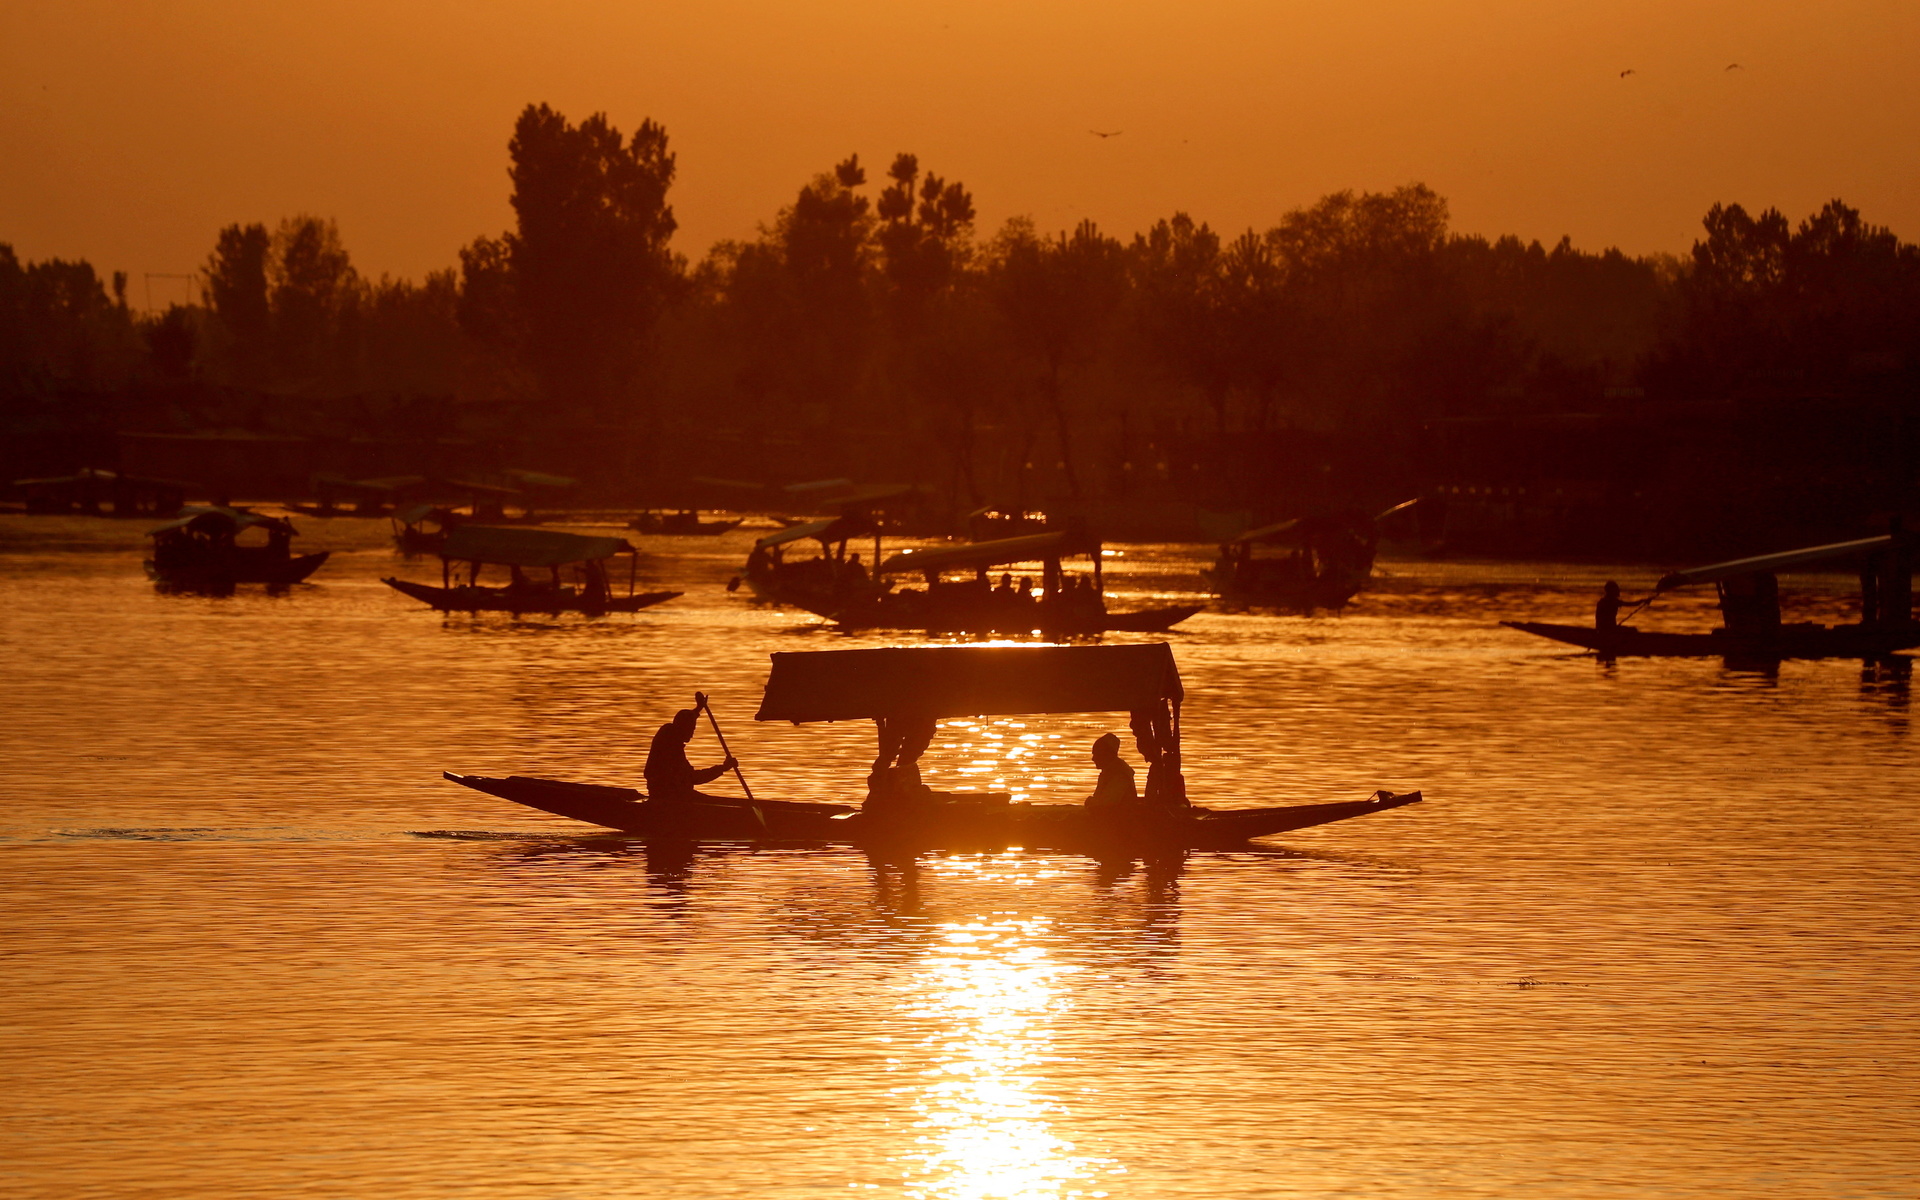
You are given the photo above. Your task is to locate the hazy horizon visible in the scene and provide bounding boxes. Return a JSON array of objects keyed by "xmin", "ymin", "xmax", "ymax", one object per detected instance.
[{"xmin": 5, "ymin": 0, "xmax": 1916, "ymax": 299}]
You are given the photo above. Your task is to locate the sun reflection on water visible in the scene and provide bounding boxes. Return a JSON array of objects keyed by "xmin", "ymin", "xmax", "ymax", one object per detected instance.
[{"xmin": 892, "ymin": 873, "xmax": 1116, "ymax": 1200}]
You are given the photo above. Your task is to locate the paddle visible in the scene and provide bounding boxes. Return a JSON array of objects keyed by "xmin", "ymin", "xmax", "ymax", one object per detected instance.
[{"xmin": 695, "ymin": 691, "xmax": 766, "ymax": 830}]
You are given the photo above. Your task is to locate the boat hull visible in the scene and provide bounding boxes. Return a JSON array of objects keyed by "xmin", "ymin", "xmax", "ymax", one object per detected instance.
[
  {"xmin": 816, "ymin": 596, "xmax": 1205, "ymax": 636},
  {"xmin": 629, "ymin": 517, "xmax": 744, "ymax": 536},
  {"xmin": 443, "ymin": 772, "xmax": 1421, "ymax": 850},
  {"xmin": 383, "ymin": 577, "xmax": 681, "ymax": 615},
  {"xmin": 1502, "ymin": 620, "xmax": 1920, "ymax": 660},
  {"xmin": 145, "ymin": 550, "xmax": 330, "ymax": 587}
]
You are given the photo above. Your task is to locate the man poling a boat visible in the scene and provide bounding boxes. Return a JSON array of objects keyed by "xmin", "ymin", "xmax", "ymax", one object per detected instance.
[{"xmin": 644, "ymin": 704, "xmax": 738, "ymax": 802}]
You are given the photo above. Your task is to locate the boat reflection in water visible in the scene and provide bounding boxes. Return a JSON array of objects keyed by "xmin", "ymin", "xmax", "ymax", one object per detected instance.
[{"xmin": 893, "ymin": 896, "xmax": 1116, "ymax": 1200}]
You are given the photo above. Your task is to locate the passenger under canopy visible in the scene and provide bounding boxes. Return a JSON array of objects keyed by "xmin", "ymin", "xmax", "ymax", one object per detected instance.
[
  {"xmin": 756, "ymin": 643, "xmax": 1182, "ymax": 723},
  {"xmin": 440, "ymin": 525, "xmax": 634, "ymax": 567},
  {"xmin": 757, "ymin": 643, "xmax": 1189, "ymax": 806},
  {"xmin": 1656, "ymin": 534, "xmax": 1910, "ymax": 591}
]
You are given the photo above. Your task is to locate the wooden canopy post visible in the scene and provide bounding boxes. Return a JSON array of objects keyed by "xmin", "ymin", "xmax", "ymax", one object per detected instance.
[{"xmin": 1092, "ymin": 541, "xmax": 1104, "ymax": 594}]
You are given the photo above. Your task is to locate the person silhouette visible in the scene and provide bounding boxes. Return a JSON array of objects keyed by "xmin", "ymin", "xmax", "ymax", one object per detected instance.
[
  {"xmin": 644, "ymin": 707, "xmax": 736, "ymax": 802},
  {"xmin": 1595, "ymin": 580, "xmax": 1623, "ymax": 630},
  {"xmin": 1083, "ymin": 733, "xmax": 1139, "ymax": 810}
]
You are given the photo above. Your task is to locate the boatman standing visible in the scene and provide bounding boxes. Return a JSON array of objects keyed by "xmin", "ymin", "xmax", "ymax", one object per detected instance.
[{"xmin": 644, "ymin": 707, "xmax": 737, "ymax": 803}]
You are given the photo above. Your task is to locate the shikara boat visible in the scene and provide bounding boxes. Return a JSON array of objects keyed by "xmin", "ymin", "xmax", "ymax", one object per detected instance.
[
  {"xmin": 743, "ymin": 526, "xmax": 1200, "ymax": 635},
  {"xmin": 628, "ymin": 509, "xmax": 745, "ymax": 536},
  {"xmin": 443, "ymin": 643, "xmax": 1422, "ymax": 850},
  {"xmin": 383, "ymin": 525, "xmax": 680, "ymax": 615},
  {"xmin": 286, "ymin": 474, "xmax": 429, "ymax": 519},
  {"xmin": 1499, "ymin": 621, "xmax": 1920, "ymax": 660},
  {"xmin": 1503, "ymin": 531, "xmax": 1920, "ymax": 660},
  {"xmin": 1204, "ymin": 501, "xmax": 1414, "ymax": 611},
  {"xmin": 145, "ymin": 506, "xmax": 329, "ymax": 587},
  {"xmin": 390, "ymin": 502, "xmax": 456, "ymax": 556}
]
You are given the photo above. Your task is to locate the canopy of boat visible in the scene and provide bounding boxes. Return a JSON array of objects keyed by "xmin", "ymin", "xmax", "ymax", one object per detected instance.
[
  {"xmin": 878, "ymin": 531, "xmax": 1095, "ymax": 576},
  {"xmin": 444, "ymin": 478, "xmax": 524, "ymax": 498},
  {"xmin": 1229, "ymin": 518, "xmax": 1304, "ymax": 546},
  {"xmin": 147, "ymin": 505, "xmax": 293, "ymax": 537},
  {"xmin": 393, "ymin": 502, "xmax": 443, "ymax": 526},
  {"xmin": 440, "ymin": 525, "xmax": 633, "ymax": 566},
  {"xmin": 781, "ymin": 477, "xmax": 857, "ymax": 497},
  {"xmin": 756, "ymin": 643, "xmax": 1183, "ymax": 723},
  {"xmin": 754, "ymin": 515, "xmax": 870, "ymax": 551},
  {"xmin": 313, "ymin": 473, "xmax": 427, "ymax": 495},
  {"xmin": 829, "ymin": 483, "xmax": 918, "ymax": 509},
  {"xmin": 503, "ymin": 469, "xmax": 577, "ymax": 489},
  {"xmin": 1656, "ymin": 534, "xmax": 1907, "ymax": 590}
]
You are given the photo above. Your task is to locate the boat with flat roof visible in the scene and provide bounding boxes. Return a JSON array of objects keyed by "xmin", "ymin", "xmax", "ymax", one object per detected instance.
[
  {"xmin": 383, "ymin": 525, "xmax": 680, "ymax": 615},
  {"xmin": 1504, "ymin": 529, "xmax": 1919, "ymax": 660},
  {"xmin": 444, "ymin": 643, "xmax": 1422, "ymax": 849}
]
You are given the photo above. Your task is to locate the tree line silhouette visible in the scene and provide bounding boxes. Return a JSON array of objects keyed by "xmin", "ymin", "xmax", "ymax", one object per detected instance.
[{"xmin": 4, "ymin": 102, "xmax": 1917, "ymax": 545}]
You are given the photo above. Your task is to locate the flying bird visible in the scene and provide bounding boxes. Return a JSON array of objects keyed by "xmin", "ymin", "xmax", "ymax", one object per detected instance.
[
  {"xmin": 1089, "ymin": 129, "xmax": 1123, "ymax": 138},
  {"xmin": 1726, "ymin": 62, "xmax": 1743, "ymax": 71},
  {"xmin": 1619, "ymin": 69, "xmax": 1636, "ymax": 77}
]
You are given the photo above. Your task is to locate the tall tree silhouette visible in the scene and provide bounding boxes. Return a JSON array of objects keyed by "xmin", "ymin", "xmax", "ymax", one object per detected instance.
[
  {"xmin": 877, "ymin": 152, "xmax": 975, "ymax": 323},
  {"xmin": 269, "ymin": 215, "xmax": 357, "ymax": 388},
  {"xmin": 720, "ymin": 155, "xmax": 875, "ymax": 434},
  {"xmin": 505, "ymin": 103, "xmax": 679, "ymax": 424},
  {"xmin": 203, "ymin": 223, "xmax": 272, "ymax": 388},
  {"xmin": 988, "ymin": 220, "xmax": 1126, "ymax": 499}
]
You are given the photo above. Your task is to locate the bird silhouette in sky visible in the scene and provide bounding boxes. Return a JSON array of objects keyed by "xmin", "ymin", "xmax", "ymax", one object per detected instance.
[
  {"xmin": 1726, "ymin": 62, "xmax": 1743, "ymax": 71},
  {"xmin": 1089, "ymin": 129, "xmax": 1123, "ymax": 138},
  {"xmin": 1619, "ymin": 69, "xmax": 1636, "ymax": 77}
]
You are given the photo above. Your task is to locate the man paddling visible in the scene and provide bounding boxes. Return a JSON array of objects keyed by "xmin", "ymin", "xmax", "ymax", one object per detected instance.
[
  {"xmin": 1595, "ymin": 580, "xmax": 1623, "ymax": 630},
  {"xmin": 645, "ymin": 707, "xmax": 737, "ymax": 803}
]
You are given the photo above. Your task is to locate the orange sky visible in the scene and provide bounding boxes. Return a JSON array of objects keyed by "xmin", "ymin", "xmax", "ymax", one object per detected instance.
[{"xmin": 4, "ymin": 1, "xmax": 1916, "ymax": 301}]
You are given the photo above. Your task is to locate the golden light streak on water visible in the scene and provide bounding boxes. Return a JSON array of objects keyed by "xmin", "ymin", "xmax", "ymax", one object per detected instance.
[{"xmin": 893, "ymin": 891, "xmax": 1116, "ymax": 1200}]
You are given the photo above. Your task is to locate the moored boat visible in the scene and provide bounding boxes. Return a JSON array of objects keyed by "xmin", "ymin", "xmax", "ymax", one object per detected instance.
[
  {"xmin": 444, "ymin": 643, "xmax": 1422, "ymax": 850},
  {"xmin": 383, "ymin": 525, "xmax": 680, "ymax": 615},
  {"xmin": 145, "ymin": 506, "xmax": 329, "ymax": 588},
  {"xmin": 628, "ymin": 509, "xmax": 745, "ymax": 536}
]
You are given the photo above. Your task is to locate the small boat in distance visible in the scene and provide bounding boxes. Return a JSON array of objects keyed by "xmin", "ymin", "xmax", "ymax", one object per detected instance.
[
  {"xmin": 1204, "ymin": 502, "xmax": 1410, "ymax": 611},
  {"xmin": 383, "ymin": 525, "xmax": 680, "ymax": 615},
  {"xmin": 145, "ymin": 506, "xmax": 329, "ymax": 588},
  {"xmin": 444, "ymin": 643, "xmax": 1422, "ymax": 850},
  {"xmin": 628, "ymin": 509, "xmax": 744, "ymax": 536},
  {"xmin": 743, "ymin": 525, "xmax": 1199, "ymax": 636},
  {"xmin": 390, "ymin": 503, "xmax": 458, "ymax": 556},
  {"xmin": 1503, "ymin": 530, "xmax": 1920, "ymax": 660}
]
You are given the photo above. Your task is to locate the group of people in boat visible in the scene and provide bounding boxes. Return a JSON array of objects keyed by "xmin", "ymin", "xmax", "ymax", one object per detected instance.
[
  {"xmin": 872, "ymin": 571, "xmax": 1108, "ymax": 622},
  {"xmin": 641, "ymin": 700, "xmax": 1179, "ymax": 814}
]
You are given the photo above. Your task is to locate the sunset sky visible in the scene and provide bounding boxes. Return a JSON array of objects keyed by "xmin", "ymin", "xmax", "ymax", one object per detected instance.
[{"xmin": 4, "ymin": 1, "xmax": 1915, "ymax": 299}]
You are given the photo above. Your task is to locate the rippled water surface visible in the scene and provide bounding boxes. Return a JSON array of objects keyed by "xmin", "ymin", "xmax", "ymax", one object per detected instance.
[{"xmin": 3, "ymin": 514, "xmax": 1916, "ymax": 1199}]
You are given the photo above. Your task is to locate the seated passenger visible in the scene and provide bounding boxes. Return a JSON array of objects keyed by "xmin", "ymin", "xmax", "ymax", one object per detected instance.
[{"xmin": 1083, "ymin": 733, "xmax": 1140, "ymax": 810}]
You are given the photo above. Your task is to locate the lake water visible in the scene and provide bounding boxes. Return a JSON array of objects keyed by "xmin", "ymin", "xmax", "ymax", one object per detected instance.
[{"xmin": 2, "ymin": 514, "xmax": 1915, "ymax": 1199}]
